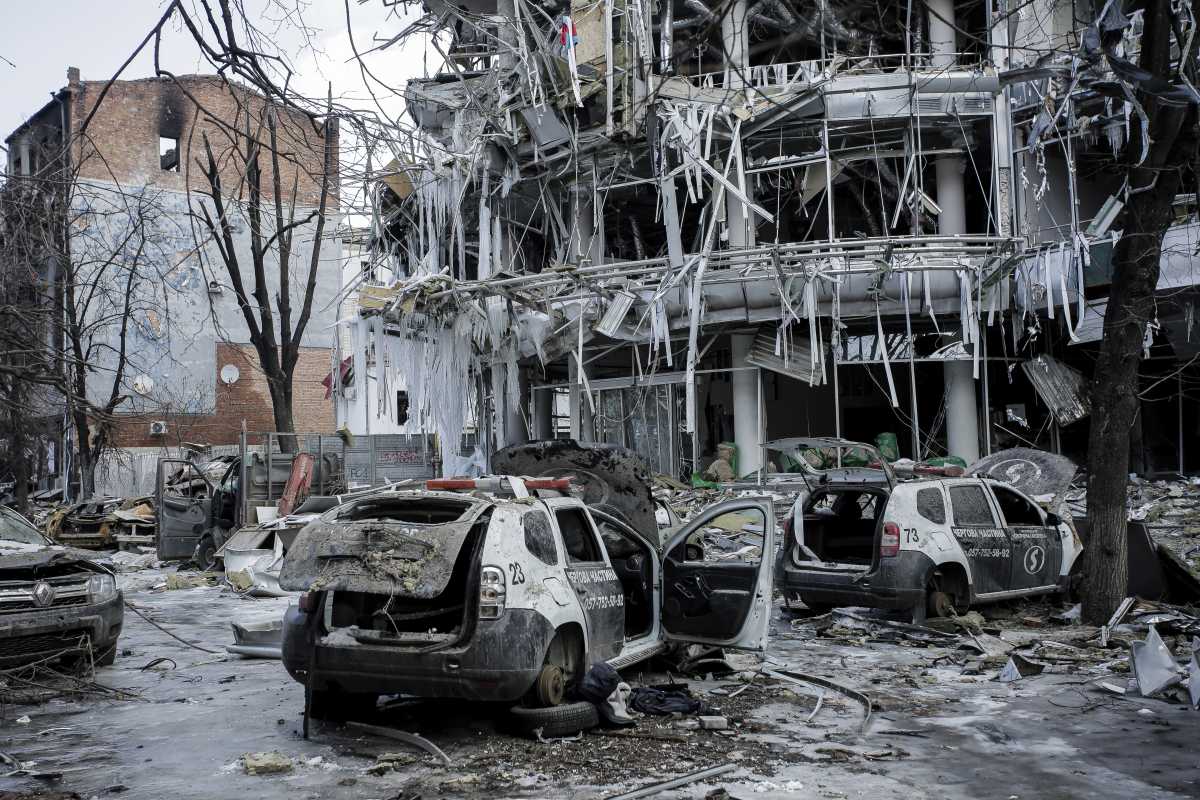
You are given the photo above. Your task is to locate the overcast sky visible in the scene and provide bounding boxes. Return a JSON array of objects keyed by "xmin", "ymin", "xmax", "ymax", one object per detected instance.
[{"xmin": 0, "ymin": 0, "xmax": 427, "ymax": 141}]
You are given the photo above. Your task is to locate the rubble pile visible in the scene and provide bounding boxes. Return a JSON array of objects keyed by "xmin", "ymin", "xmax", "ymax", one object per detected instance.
[{"xmin": 1127, "ymin": 476, "xmax": 1200, "ymax": 573}]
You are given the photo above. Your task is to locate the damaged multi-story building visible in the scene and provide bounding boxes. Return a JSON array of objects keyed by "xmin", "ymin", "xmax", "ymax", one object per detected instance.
[
  {"xmin": 336, "ymin": 0, "xmax": 1200, "ymax": 479},
  {"xmin": 3, "ymin": 69, "xmax": 342, "ymax": 495}
]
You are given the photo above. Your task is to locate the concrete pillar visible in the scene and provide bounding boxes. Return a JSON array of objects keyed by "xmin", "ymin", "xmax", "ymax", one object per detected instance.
[
  {"xmin": 490, "ymin": 363, "xmax": 508, "ymax": 449},
  {"xmin": 944, "ymin": 360, "xmax": 980, "ymax": 463},
  {"xmin": 935, "ymin": 155, "xmax": 967, "ymax": 235},
  {"xmin": 569, "ymin": 357, "xmax": 594, "ymax": 442},
  {"xmin": 570, "ymin": 186, "xmax": 596, "ymax": 265},
  {"xmin": 927, "ymin": 0, "xmax": 957, "ymax": 69},
  {"xmin": 721, "ymin": 0, "xmax": 748, "ymax": 89},
  {"xmin": 533, "ymin": 387, "xmax": 554, "ymax": 440},
  {"xmin": 730, "ymin": 334, "xmax": 762, "ymax": 478},
  {"xmin": 722, "ymin": 0, "xmax": 752, "ymax": 250},
  {"xmin": 495, "ymin": 0, "xmax": 518, "ymax": 70},
  {"xmin": 507, "ymin": 368, "xmax": 529, "ymax": 446}
]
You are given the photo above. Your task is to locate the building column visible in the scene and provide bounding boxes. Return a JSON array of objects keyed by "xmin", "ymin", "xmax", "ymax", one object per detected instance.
[
  {"xmin": 569, "ymin": 357, "xmax": 594, "ymax": 442},
  {"xmin": 731, "ymin": 334, "xmax": 762, "ymax": 478},
  {"xmin": 490, "ymin": 363, "xmax": 508, "ymax": 449},
  {"xmin": 533, "ymin": 387, "xmax": 554, "ymax": 440},
  {"xmin": 927, "ymin": 0, "xmax": 979, "ymax": 463},
  {"xmin": 927, "ymin": 0, "xmax": 957, "ymax": 69},
  {"xmin": 507, "ymin": 368, "xmax": 529, "ymax": 446},
  {"xmin": 722, "ymin": 0, "xmax": 752, "ymax": 251},
  {"xmin": 944, "ymin": 361, "xmax": 980, "ymax": 463}
]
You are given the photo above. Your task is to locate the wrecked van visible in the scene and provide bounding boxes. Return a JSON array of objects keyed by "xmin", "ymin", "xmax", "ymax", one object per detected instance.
[
  {"xmin": 278, "ymin": 476, "xmax": 774, "ymax": 724},
  {"xmin": 774, "ymin": 444, "xmax": 1083, "ymax": 619}
]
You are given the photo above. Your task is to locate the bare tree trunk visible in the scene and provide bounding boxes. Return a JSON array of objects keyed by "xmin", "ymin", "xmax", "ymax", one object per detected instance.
[
  {"xmin": 268, "ymin": 374, "xmax": 298, "ymax": 454},
  {"xmin": 74, "ymin": 411, "xmax": 96, "ymax": 498},
  {"xmin": 1083, "ymin": 0, "xmax": 1194, "ymax": 625}
]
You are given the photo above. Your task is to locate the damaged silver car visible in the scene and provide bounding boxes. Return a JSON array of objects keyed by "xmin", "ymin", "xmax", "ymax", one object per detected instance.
[
  {"xmin": 0, "ymin": 506, "xmax": 123, "ymax": 667},
  {"xmin": 279, "ymin": 443, "xmax": 774, "ymax": 730}
]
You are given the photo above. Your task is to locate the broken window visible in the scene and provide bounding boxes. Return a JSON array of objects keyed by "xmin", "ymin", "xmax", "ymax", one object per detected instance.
[
  {"xmin": 335, "ymin": 497, "xmax": 472, "ymax": 524},
  {"xmin": 395, "ymin": 390, "xmax": 409, "ymax": 425},
  {"xmin": 916, "ymin": 488, "xmax": 946, "ymax": 525},
  {"xmin": 523, "ymin": 511, "xmax": 558, "ymax": 565},
  {"xmin": 991, "ymin": 486, "xmax": 1044, "ymax": 527},
  {"xmin": 555, "ymin": 508, "xmax": 602, "ymax": 563},
  {"xmin": 159, "ymin": 136, "xmax": 179, "ymax": 172},
  {"xmin": 686, "ymin": 507, "xmax": 767, "ymax": 565},
  {"xmin": 950, "ymin": 486, "xmax": 996, "ymax": 527}
]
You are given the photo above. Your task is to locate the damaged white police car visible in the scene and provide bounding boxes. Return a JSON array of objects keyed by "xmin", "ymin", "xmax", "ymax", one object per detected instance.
[
  {"xmin": 280, "ymin": 442, "xmax": 774, "ymax": 735},
  {"xmin": 772, "ymin": 442, "xmax": 1083, "ymax": 621}
]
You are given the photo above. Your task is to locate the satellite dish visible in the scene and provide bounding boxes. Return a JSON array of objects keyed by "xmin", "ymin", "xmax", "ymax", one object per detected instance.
[
  {"xmin": 220, "ymin": 364, "xmax": 240, "ymax": 385},
  {"xmin": 132, "ymin": 374, "xmax": 154, "ymax": 395}
]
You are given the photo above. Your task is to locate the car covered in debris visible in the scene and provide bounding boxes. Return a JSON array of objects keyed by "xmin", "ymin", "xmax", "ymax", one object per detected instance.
[
  {"xmin": 279, "ymin": 443, "xmax": 774, "ymax": 727},
  {"xmin": 0, "ymin": 506, "xmax": 123, "ymax": 666},
  {"xmin": 773, "ymin": 442, "xmax": 1082, "ymax": 619}
]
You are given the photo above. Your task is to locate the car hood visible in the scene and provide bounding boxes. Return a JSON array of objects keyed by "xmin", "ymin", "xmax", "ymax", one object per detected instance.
[
  {"xmin": 966, "ymin": 448, "xmax": 1078, "ymax": 498},
  {"xmin": 278, "ymin": 500, "xmax": 489, "ymax": 596},
  {"xmin": 0, "ymin": 542, "xmax": 108, "ymax": 572},
  {"xmin": 492, "ymin": 440, "xmax": 658, "ymax": 536}
]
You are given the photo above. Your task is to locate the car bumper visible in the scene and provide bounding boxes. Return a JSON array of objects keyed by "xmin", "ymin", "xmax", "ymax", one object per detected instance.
[
  {"xmin": 776, "ymin": 549, "xmax": 933, "ymax": 610},
  {"xmin": 282, "ymin": 605, "xmax": 555, "ymax": 702},
  {"xmin": 0, "ymin": 592, "xmax": 124, "ymax": 666}
]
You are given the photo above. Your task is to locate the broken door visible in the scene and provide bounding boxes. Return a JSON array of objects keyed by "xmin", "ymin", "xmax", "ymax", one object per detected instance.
[{"xmin": 660, "ymin": 498, "xmax": 775, "ymax": 651}]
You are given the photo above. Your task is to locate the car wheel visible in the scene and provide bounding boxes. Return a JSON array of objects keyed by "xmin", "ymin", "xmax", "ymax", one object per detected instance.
[
  {"xmin": 193, "ymin": 536, "xmax": 218, "ymax": 571},
  {"xmin": 308, "ymin": 688, "xmax": 378, "ymax": 722},
  {"xmin": 534, "ymin": 664, "xmax": 566, "ymax": 707},
  {"xmin": 926, "ymin": 590, "xmax": 957, "ymax": 618},
  {"xmin": 509, "ymin": 701, "xmax": 599, "ymax": 739}
]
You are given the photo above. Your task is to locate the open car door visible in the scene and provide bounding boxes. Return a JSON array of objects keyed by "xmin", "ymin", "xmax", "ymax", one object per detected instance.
[
  {"xmin": 156, "ymin": 460, "xmax": 213, "ymax": 561},
  {"xmin": 660, "ymin": 497, "xmax": 775, "ymax": 651}
]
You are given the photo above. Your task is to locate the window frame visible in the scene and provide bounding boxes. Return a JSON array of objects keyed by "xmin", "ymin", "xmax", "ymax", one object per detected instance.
[
  {"xmin": 553, "ymin": 505, "xmax": 606, "ymax": 565},
  {"xmin": 949, "ymin": 483, "xmax": 998, "ymax": 527},
  {"xmin": 522, "ymin": 509, "xmax": 560, "ymax": 566},
  {"xmin": 915, "ymin": 486, "xmax": 947, "ymax": 525},
  {"xmin": 989, "ymin": 483, "xmax": 1045, "ymax": 527},
  {"xmin": 158, "ymin": 136, "xmax": 180, "ymax": 172}
]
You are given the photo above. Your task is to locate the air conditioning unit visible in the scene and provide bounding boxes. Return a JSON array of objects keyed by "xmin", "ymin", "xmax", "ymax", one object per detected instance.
[
  {"xmin": 207, "ymin": 280, "xmax": 224, "ymax": 295},
  {"xmin": 149, "ymin": 421, "xmax": 168, "ymax": 436}
]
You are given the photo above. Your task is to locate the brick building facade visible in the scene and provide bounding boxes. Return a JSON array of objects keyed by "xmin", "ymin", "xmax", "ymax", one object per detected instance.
[
  {"xmin": 110, "ymin": 343, "xmax": 334, "ymax": 447},
  {"xmin": 5, "ymin": 68, "xmax": 341, "ymax": 483}
]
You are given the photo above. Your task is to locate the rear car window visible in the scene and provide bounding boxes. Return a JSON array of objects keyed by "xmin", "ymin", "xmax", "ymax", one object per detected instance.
[
  {"xmin": 916, "ymin": 488, "xmax": 946, "ymax": 524},
  {"xmin": 334, "ymin": 497, "xmax": 473, "ymax": 523},
  {"xmin": 523, "ymin": 511, "xmax": 558, "ymax": 565},
  {"xmin": 555, "ymin": 508, "xmax": 603, "ymax": 563},
  {"xmin": 949, "ymin": 485, "xmax": 995, "ymax": 527}
]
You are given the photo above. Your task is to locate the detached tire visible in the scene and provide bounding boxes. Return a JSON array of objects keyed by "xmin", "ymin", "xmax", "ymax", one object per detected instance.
[{"xmin": 509, "ymin": 701, "xmax": 598, "ymax": 739}]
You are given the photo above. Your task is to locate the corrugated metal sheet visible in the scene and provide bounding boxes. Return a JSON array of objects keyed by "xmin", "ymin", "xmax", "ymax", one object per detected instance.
[
  {"xmin": 744, "ymin": 326, "xmax": 825, "ymax": 385},
  {"xmin": 1020, "ymin": 355, "xmax": 1090, "ymax": 426}
]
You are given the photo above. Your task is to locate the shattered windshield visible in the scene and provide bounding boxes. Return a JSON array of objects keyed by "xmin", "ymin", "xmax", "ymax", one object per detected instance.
[{"xmin": 0, "ymin": 507, "xmax": 50, "ymax": 545}]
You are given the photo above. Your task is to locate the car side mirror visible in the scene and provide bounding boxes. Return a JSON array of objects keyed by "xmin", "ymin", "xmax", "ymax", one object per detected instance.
[{"xmin": 1044, "ymin": 512, "xmax": 1061, "ymax": 527}]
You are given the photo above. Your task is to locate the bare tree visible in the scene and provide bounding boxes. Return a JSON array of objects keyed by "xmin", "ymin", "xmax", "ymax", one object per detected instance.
[
  {"xmin": 187, "ymin": 92, "xmax": 337, "ymax": 449},
  {"xmin": 1082, "ymin": 0, "xmax": 1200, "ymax": 623}
]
